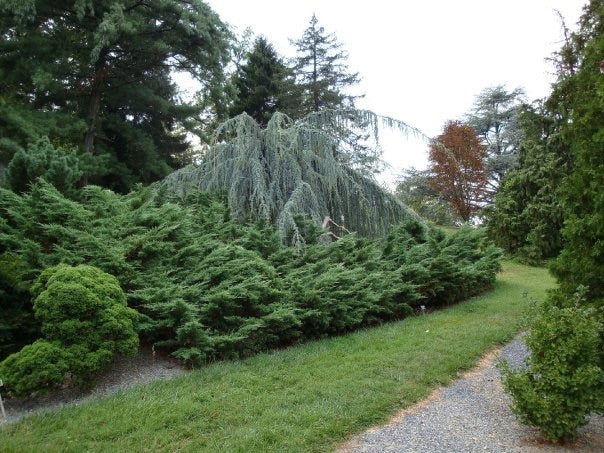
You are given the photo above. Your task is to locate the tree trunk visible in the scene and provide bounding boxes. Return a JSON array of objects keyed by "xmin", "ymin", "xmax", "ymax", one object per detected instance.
[
  {"xmin": 84, "ymin": 54, "xmax": 108, "ymax": 155},
  {"xmin": 84, "ymin": 90, "xmax": 101, "ymax": 155},
  {"xmin": 312, "ymin": 37, "xmax": 319, "ymax": 112}
]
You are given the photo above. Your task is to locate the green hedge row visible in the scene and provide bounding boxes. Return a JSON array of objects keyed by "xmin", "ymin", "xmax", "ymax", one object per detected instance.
[{"xmin": 0, "ymin": 180, "xmax": 501, "ymax": 394}]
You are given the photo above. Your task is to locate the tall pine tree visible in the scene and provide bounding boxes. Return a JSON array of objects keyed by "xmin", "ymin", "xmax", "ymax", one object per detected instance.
[{"xmin": 290, "ymin": 15, "xmax": 380, "ymax": 174}]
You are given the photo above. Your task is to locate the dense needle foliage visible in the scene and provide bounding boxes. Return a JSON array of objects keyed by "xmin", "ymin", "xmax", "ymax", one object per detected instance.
[
  {"xmin": 500, "ymin": 0, "xmax": 603, "ymax": 441},
  {"xmin": 501, "ymin": 291, "xmax": 603, "ymax": 441},
  {"xmin": 162, "ymin": 111, "xmax": 429, "ymax": 246},
  {"xmin": 485, "ymin": 104, "xmax": 567, "ymax": 264},
  {"xmin": 0, "ymin": 264, "xmax": 138, "ymax": 396},
  {"xmin": 0, "ymin": 179, "xmax": 501, "ymax": 387}
]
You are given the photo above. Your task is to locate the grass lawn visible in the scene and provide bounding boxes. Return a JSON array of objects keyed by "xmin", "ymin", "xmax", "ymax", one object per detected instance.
[{"xmin": 0, "ymin": 261, "xmax": 554, "ymax": 452}]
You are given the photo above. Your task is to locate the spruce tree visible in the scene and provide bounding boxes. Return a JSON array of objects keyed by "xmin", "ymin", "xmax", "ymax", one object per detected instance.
[
  {"xmin": 230, "ymin": 37, "xmax": 298, "ymax": 126},
  {"xmin": 290, "ymin": 15, "xmax": 378, "ymax": 174},
  {"xmin": 290, "ymin": 14, "xmax": 361, "ymax": 115}
]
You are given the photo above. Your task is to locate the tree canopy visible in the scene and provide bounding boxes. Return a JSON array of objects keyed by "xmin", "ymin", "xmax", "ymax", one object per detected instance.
[
  {"xmin": 466, "ymin": 86, "xmax": 524, "ymax": 200},
  {"xmin": 0, "ymin": 0, "xmax": 231, "ymax": 191},
  {"xmin": 229, "ymin": 37, "xmax": 298, "ymax": 126},
  {"xmin": 428, "ymin": 121, "xmax": 487, "ymax": 222}
]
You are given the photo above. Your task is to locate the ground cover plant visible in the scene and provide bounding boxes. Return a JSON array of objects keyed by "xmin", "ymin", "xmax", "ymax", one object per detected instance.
[
  {"xmin": 0, "ymin": 261, "xmax": 553, "ymax": 452},
  {"xmin": 0, "ymin": 178, "xmax": 501, "ymax": 395}
]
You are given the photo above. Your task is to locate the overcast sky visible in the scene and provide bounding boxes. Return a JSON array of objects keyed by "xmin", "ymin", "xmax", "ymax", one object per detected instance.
[{"xmin": 199, "ymin": 0, "xmax": 587, "ymax": 184}]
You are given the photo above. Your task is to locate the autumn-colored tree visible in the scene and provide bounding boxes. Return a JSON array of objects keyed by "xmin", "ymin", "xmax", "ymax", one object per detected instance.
[{"xmin": 429, "ymin": 121, "xmax": 487, "ymax": 221}]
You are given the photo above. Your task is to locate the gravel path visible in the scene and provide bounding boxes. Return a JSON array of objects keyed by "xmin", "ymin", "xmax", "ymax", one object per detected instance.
[
  {"xmin": 340, "ymin": 337, "xmax": 603, "ymax": 452},
  {"xmin": 1, "ymin": 347, "xmax": 186, "ymax": 424}
]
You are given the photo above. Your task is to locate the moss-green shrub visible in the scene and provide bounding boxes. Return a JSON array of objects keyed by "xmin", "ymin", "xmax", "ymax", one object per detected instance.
[
  {"xmin": 0, "ymin": 264, "xmax": 138, "ymax": 396},
  {"xmin": 31, "ymin": 264, "xmax": 139, "ymax": 354},
  {"xmin": 0, "ymin": 340, "xmax": 72, "ymax": 396},
  {"xmin": 501, "ymin": 291, "xmax": 604, "ymax": 441}
]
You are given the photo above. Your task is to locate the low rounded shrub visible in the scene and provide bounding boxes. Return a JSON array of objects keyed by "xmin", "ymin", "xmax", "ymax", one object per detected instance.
[
  {"xmin": 0, "ymin": 341, "xmax": 71, "ymax": 396},
  {"xmin": 500, "ymin": 290, "xmax": 604, "ymax": 441},
  {"xmin": 31, "ymin": 264, "xmax": 139, "ymax": 355},
  {"xmin": 0, "ymin": 264, "xmax": 139, "ymax": 396}
]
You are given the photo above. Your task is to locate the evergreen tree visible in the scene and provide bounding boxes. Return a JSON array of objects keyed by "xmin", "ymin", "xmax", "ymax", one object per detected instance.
[
  {"xmin": 550, "ymin": 0, "xmax": 604, "ymax": 302},
  {"xmin": 290, "ymin": 15, "xmax": 379, "ymax": 174},
  {"xmin": 485, "ymin": 102, "xmax": 568, "ymax": 263},
  {"xmin": 290, "ymin": 14, "xmax": 361, "ymax": 115},
  {"xmin": 466, "ymin": 86, "xmax": 525, "ymax": 200},
  {"xmin": 0, "ymin": 0, "xmax": 230, "ymax": 191},
  {"xmin": 229, "ymin": 37, "xmax": 298, "ymax": 126}
]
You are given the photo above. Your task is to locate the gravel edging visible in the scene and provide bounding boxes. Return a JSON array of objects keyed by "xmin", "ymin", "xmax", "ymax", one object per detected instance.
[
  {"xmin": 339, "ymin": 337, "xmax": 603, "ymax": 452},
  {"xmin": 1, "ymin": 347, "xmax": 186, "ymax": 425}
]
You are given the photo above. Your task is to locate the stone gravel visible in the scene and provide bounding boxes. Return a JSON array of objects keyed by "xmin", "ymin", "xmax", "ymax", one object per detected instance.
[
  {"xmin": 341, "ymin": 337, "xmax": 603, "ymax": 452},
  {"xmin": 1, "ymin": 346, "xmax": 185, "ymax": 424}
]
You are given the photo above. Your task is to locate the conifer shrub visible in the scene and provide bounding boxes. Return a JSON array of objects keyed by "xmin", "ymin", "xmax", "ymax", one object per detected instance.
[
  {"xmin": 275, "ymin": 233, "xmax": 417, "ymax": 336},
  {"xmin": 0, "ymin": 180, "xmax": 502, "ymax": 371},
  {"xmin": 0, "ymin": 340, "xmax": 72, "ymax": 396},
  {"xmin": 0, "ymin": 253, "xmax": 39, "ymax": 360},
  {"xmin": 382, "ymin": 221, "xmax": 502, "ymax": 305},
  {"xmin": 5, "ymin": 137, "xmax": 107, "ymax": 196},
  {"xmin": 500, "ymin": 290, "xmax": 604, "ymax": 441},
  {"xmin": 0, "ymin": 264, "xmax": 138, "ymax": 396}
]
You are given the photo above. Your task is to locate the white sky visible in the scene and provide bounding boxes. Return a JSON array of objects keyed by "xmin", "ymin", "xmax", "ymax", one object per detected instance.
[{"xmin": 196, "ymin": 0, "xmax": 587, "ymax": 185}]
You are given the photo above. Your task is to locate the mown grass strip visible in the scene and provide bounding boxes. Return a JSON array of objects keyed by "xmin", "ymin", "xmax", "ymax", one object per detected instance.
[{"xmin": 0, "ymin": 261, "xmax": 554, "ymax": 452}]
